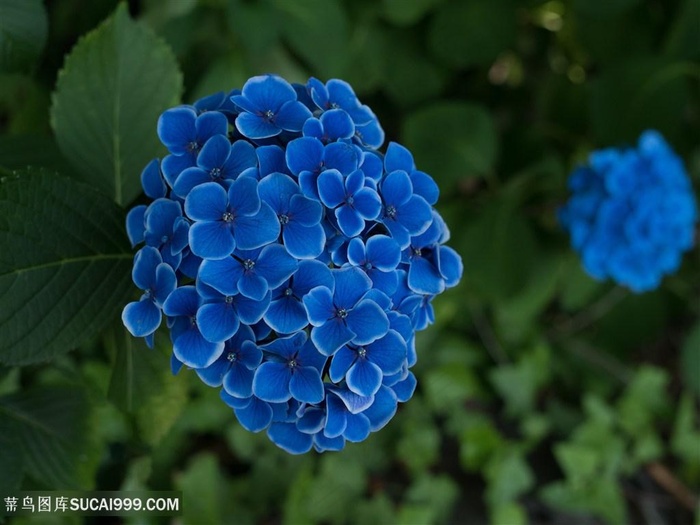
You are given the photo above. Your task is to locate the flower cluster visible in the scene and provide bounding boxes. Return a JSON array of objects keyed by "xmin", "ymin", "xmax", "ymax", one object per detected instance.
[
  {"xmin": 559, "ymin": 130, "xmax": 698, "ymax": 292},
  {"xmin": 123, "ymin": 74, "xmax": 462, "ymax": 453}
]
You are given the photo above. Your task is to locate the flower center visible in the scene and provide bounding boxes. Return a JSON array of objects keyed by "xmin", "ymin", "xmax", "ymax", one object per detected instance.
[
  {"xmin": 161, "ymin": 235, "xmax": 169, "ymax": 244},
  {"xmin": 288, "ymin": 359, "xmax": 298, "ymax": 368},
  {"xmin": 284, "ymin": 287, "xmax": 294, "ymax": 297},
  {"xmin": 346, "ymin": 195, "xmax": 354, "ymax": 206},
  {"xmin": 210, "ymin": 167, "xmax": 222, "ymax": 180},
  {"xmin": 226, "ymin": 352, "xmax": 236, "ymax": 362},
  {"xmin": 189, "ymin": 315, "xmax": 197, "ymax": 327},
  {"xmin": 337, "ymin": 308, "xmax": 348, "ymax": 319},
  {"xmin": 243, "ymin": 259, "xmax": 255, "ymax": 271},
  {"xmin": 225, "ymin": 295, "xmax": 234, "ymax": 304},
  {"xmin": 385, "ymin": 205, "xmax": 397, "ymax": 219},
  {"xmin": 222, "ymin": 212, "xmax": 234, "ymax": 223},
  {"xmin": 263, "ymin": 109, "xmax": 274, "ymax": 121},
  {"xmin": 413, "ymin": 248, "xmax": 422, "ymax": 257},
  {"xmin": 279, "ymin": 214, "xmax": 289, "ymax": 225},
  {"xmin": 364, "ymin": 262, "xmax": 373, "ymax": 270},
  {"xmin": 186, "ymin": 141, "xmax": 200, "ymax": 153},
  {"xmin": 357, "ymin": 347, "xmax": 367, "ymax": 358}
]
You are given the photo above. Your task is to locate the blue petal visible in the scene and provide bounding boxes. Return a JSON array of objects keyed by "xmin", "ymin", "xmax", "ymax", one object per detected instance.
[
  {"xmin": 145, "ymin": 198, "xmax": 182, "ymax": 243},
  {"xmin": 257, "ymin": 145, "xmax": 289, "ymax": 177},
  {"xmin": 307, "ymin": 77, "xmax": 329, "ymax": 108},
  {"xmin": 289, "ymin": 194, "xmax": 322, "ymax": 226},
  {"xmin": 162, "ymin": 285, "xmax": 199, "ymax": 317},
  {"xmin": 255, "ymin": 243, "xmax": 299, "ymax": 289},
  {"xmin": 253, "ymin": 362, "xmax": 292, "ymax": 402},
  {"xmin": 196, "ymin": 302, "xmax": 240, "ymax": 343},
  {"xmin": 258, "ymin": 172, "xmax": 299, "ymax": 214},
  {"xmin": 352, "ymin": 188, "xmax": 381, "ymax": 220},
  {"xmin": 141, "ymin": 158, "xmax": 166, "ymax": 199},
  {"xmin": 239, "ymin": 74, "xmax": 296, "ymax": 111},
  {"xmin": 320, "ymin": 109, "xmax": 354, "ymax": 140},
  {"xmin": 366, "ymin": 235, "xmax": 400, "ymax": 270},
  {"xmin": 171, "ymin": 354, "xmax": 183, "ymax": 375},
  {"xmin": 195, "ymin": 111, "xmax": 228, "ymax": 142},
  {"xmin": 329, "ymin": 387, "xmax": 374, "ymax": 414},
  {"xmin": 410, "ymin": 170, "xmax": 439, "ymax": 205},
  {"xmin": 173, "ymin": 326, "xmax": 224, "ymax": 368},
  {"xmin": 314, "ymin": 433, "xmax": 346, "ymax": 452},
  {"xmin": 223, "ymin": 362, "xmax": 255, "ymax": 398},
  {"xmin": 238, "ymin": 271, "xmax": 268, "ymax": 301},
  {"xmin": 384, "ymin": 142, "xmax": 414, "ymax": 173},
  {"xmin": 298, "ymin": 337, "xmax": 328, "ymax": 372},
  {"xmin": 297, "ymin": 408, "xmax": 325, "ymax": 434},
  {"xmin": 289, "ymin": 367, "xmax": 324, "ymax": 404},
  {"xmin": 437, "ymin": 245, "xmax": 463, "ymax": 288},
  {"xmin": 324, "ymin": 142, "xmax": 359, "ymax": 174},
  {"xmin": 286, "ymin": 137, "xmax": 323, "ymax": 175},
  {"xmin": 173, "ymin": 167, "xmax": 211, "ymax": 198},
  {"xmin": 336, "ymin": 205, "xmax": 364, "ymax": 238},
  {"xmin": 346, "ymin": 299, "xmax": 389, "ymax": 345},
  {"xmin": 408, "ymin": 256, "xmax": 445, "ymax": 295},
  {"xmin": 157, "ymin": 107, "xmax": 196, "ymax": 155},
  {"xmin": 311, "ymin": 318, "xmax": 355, "ymax": 356},
  {"xmin": 293, "ymin": 259, "xmax": 334, "ymax": 295},
  {"xmin": 397, "ymin": 195, "xmax": 432, "ymax": 235},
  {"xmin": 391, "ymin": 372, "xmax": 417, "ymax": 402},
  {"xmin": 198, "ymin": 257, "xmax": 242, "ymax": 296},
  {"xmin": 234, "ymin": 396, "xmax": 273, "ymax": 432},
  {"xmin": 232, "ymin": 291, "xmax": 270, "ymax": 324},
  {"xmin": 333, "ymin": 267, "xmax": 371, "ymax": 309},
  {"xmin": 235, "ymin": 112, "xmax": 280, "ymax": 139},
  {"xmin": 126, "ymin": 205, "xmax": 146, "ymax": 247},
  {"xmin": 298, "ymin": 170, "xmax": 320, "ymax": 199},
  {"xmin": 238, "ymin": 336, "xmax": 262, "ymax": 369},
  {"xmin": 382, "ymin": 170, "xmax": 412, "ymax": 206},
  {"xmin": 221, "ymin": 389, "xmax": 251, "ymax": 409},
  {"xmin": 275, "ymin": 100, "xmax": 312, "ymax": 132},
  {"xmin": 360, "ymin": 151, "xmax": 383, "ymax": 182},
  {"xmin": 153, "ymin": 263, "xmax": 177, "ymax": 305},
  {"xmin": 225, "ymin": 140, "xmax": 257, "ymax": 177},
  {"xmin": 132, "ymin": 246, "xmax": 162, "ymax": 290},
  {"xmin": 362, "ymin": 385, "xmax": 397, "ymax": 431},
  {"xmin": 344, "ymin": 412, "xmax": 371, "ymax": 442},
  {"xmin": 318, "ymin": 169, "xmax": 346, "ymax": 208},
  {"xmin": 329, "ymin": 345, "xmax": 356, "ymax": 383},
  {"xmin": 228, "ymin": 176, "xmax": 261, "ymax": 216},
  {"xmin": 302, "ymin": 117, "xmax": 324, "ymax": 139},
  {"xmin": 161, "ymin": 153, "xmax": 195, "ymax": 188},
  {"xmin": 189, "ymin": 221, "xmax": 235, "ymax": 260},
  {"xmin": 346, "ymin": 359, "xmax": 383, "ymax": 397},
  {"xmin": 283, "ymin": 222, "xmax": 325, "ymax": 259},
  {"xmin": 366, "ymin": 330, "xmax": 406, "ymax": 375},
  {"xmin": 122, "ymin": 299, "xmax": 161, "ymax": 337},
  {"xmin": 265, "ymin": 296, "xmax": 309, "ymax": 334},
  {"xmin": 267, "ymin": 422, "xmax": 313, "ymax": 454},
  {"xmin": 185, "ymin": 182, "xmax": 228, "ymax": 221},
  {"xmin": 195, "ymin": 357, "xmax": 230, "ymax": 387},
  {"xmin": 197, "ymin": 134, "xmax": 231, "ymax": 172},
  {"xmin": 355, "ymin": 118, "xmax": 384, "ymax": 149},
  {"xmin": 262, "ymin": 331, "xmax": 305, "ymax": 360},
  {"xmin": 233, "ymin": 202, "xmax": 281, "ymax": 250},
  {"xmin": 324, "ymin": 393, "xmax": 347, "ymax": 438},
  {"xmin": 346, "ymin": 237, "xmax": 366, "ymax": 267},
  {"xmin": 302, "ymin": 286, "xmax": 335, "ymax": 326}
]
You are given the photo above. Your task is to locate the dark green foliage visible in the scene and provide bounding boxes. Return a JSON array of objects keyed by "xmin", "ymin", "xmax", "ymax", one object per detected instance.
[{"xmin": 0, "ymin": 1, "xmax": 698, "ymax": 524}]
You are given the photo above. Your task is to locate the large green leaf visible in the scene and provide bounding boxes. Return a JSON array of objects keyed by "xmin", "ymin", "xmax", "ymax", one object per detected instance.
[
  {"xmin": 402, "ymin": 102, "xmax": 498, "ymax": 188},
  {"xmin": 51, "ymin": 4, "xmax": 182, "ymax": 205},
  {"xmin": 680, "ymin": 322, "xmax": 700, "ymax": 397},
  {"xmin": 0, "ymin": 386, "xmax": 91, "ymax": 489},
  {"xmin": 428, "ymin": 0, "xmax": 516, "ymax": 69},
  {"xmin": 0, "ymin": 169, "xmax": 132, "ymax": 365},
  {"xmin": 0, "ymin": 0, "xmax": 48, "ymax": 73}
]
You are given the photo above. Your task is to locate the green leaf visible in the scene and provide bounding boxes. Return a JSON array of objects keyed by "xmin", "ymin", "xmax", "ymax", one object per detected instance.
[
  {"xmin": 0, "ymin": 0, "xmax": 48, "ymax": 73},
  {"xmin": 590, "ymin": 57, "xmax": 689, "ymax": 146},
  {"xmin": 665, "ymin": 0, "xmax": 700, "ymax": 59},
  {"xmin": 490, "ymin": 344, "xmax": 551, "ymax": 417},
  {"xmin": 0, "ymin": 134, "xmax": 74, "ymax": 174},
  {"xmin": 428, "ymin": 0, "xmax": 516, "ymax": 69},
  {"xmin": 0, "ymin": 169, "xmax": 132, "ymax": 365},
  {"xmin": 484, "ymin": 450, "xmax": 534, "ymax": 506},
  {"xmin": 273, "ymin": 0, "xmax": 348, "ymax": 79},
  {"xmin": 490, "ymin": 502, "xmax": 527, "ymax": 525},
  {"xmin": 176, "ymin": 454, "xmax": 229, "ymax": 525},
  {"xmin": 457, "ymin": 198, "xmax": 537, "ymax": 300},
  {"xmin": 681, "ymin": 322, "xmax": 700, "ymax": 396},
  {"xmin": 382, "ymin": 0, "xmax": 443, "ymax": 26},
  {"xmin": 573, "ymin": 0, "xmax": 640, "ymax": 17},
  {"xmin": 51, "ymin": 3, "xmax": 183, "ymax": 205},
  {"xmin": 0, "ymin": 430, "xmax": 23, "ymax": 493},
  {"xmin": 0, "ymin": 386, "xmax": 91, "ymax": 489},
  {"xmin": 402, "ymin": 102, "xmax": 498, "ymax": 186},
  {"xmin": 399, "ymin": 474, "xmax": 459, "ymax": 525}
]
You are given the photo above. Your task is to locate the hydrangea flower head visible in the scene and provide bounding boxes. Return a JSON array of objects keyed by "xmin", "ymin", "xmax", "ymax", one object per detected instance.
[
  {"xmin": 123, "ymin": 74, "xmax": 463, "ymax": 454},
  {"xmin": 559, "ymin": 130, "xmax": 698, "ymax": 292}
]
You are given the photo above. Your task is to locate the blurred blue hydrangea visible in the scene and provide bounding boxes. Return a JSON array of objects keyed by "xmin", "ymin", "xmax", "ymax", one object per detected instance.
[
  {"xmin": 559, "ymin": 130, "xmax": 698, "ymax": 293},
  {"xmin": 123, "ymin": 74, "xmax": 463, "ymax": 454}
]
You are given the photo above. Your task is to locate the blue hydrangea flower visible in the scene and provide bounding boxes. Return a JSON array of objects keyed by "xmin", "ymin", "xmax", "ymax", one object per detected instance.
[
  {"xmin": 123, "ymin": 74, "xmax": 463, "ymax": 455},
  {"xmin": 122, "ymin": 247, "xmax": 176, "ymax": 340},
  {"xmin": 560, "ymin": 130, "xmax": 698, "ymax": 292},
  {"xmin": 232, "ymin": 75, "xmax": 312, "ymax": 139}
]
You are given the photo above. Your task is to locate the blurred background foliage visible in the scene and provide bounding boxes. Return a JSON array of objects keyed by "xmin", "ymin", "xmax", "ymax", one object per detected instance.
[{"xmin": 0, "ymin": 0, "xmax": 699, "ymax": 524}]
